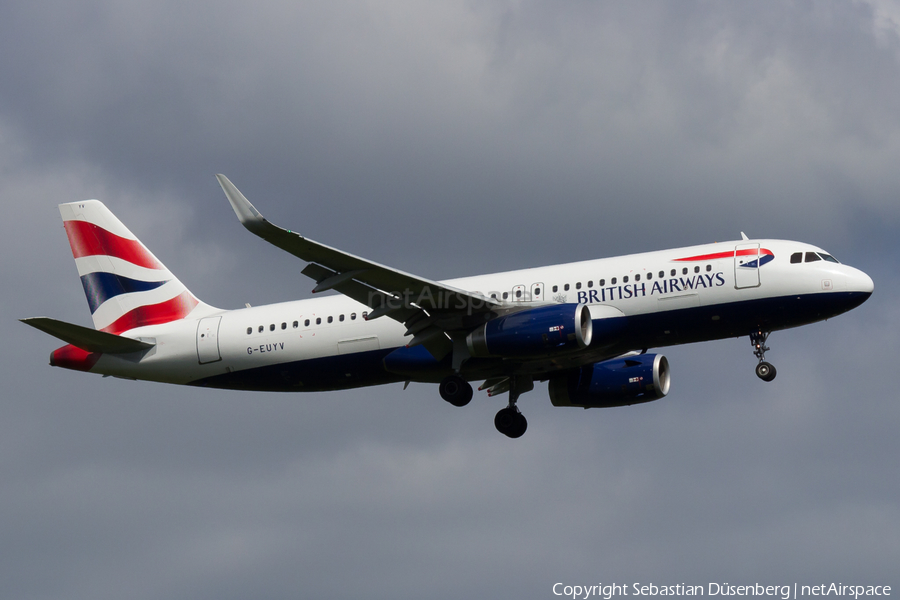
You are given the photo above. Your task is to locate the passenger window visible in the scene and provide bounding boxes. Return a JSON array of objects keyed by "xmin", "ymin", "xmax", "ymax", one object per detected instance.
[
  {"xmin": 351, "ymin": 313, "xmax": 357, "ymax": 320},
  {"xmin": 281, "ymin": 322, "xmax": 287, "ymax": 330},
  {"xmin": 247, "ymin": 327, "xmax": 252, "ymax": 335},
  {"xmin": 270, "ymin": 324, "xmax": 275, "ymax": 331},
  {"xmin": 694, "ymin": 266, "xmax": 700, "ymax": 274},
  {"xmin": 645, "ymin": 272, "xmax": 650, "ymax": 280},
  {"xmin": 790, "ymin": 252, "xmax": 803, "ymax": 264},
  {"xmin": 304, "ymin": 319, "xmax": 310, "ymax": 327},
  {"xmin": 564, "ymin": 284, "xmax": 570, "ymax": 291},
  {"xmin": 599, "ymin": 279, "xmax": 605, "ymax": 286},
  {"xmin": 327, "ymin": 316, "xmax": 333, "ymax": 323},
  {"xmin": 552, "ymin": 285, "xmax": 558, "ymax": 293},
  {"xmin": 316, "ymin": 317, "xmax": 322, "ymax": 325},
  {"xmin": 575, "ymin": 282, "xmax": 581, "ymax": 290},
  {"xmin": 293, "ymin": 321, "xmax": 298, "ymax": 328},
  {"xmin": 587, "ymin": 281, "xmax": 593, "ymax": 288},
  {"xmin": 362, "ymin": 311, "xmax": 368, "ymax": 319},
  {"xmin": 623, "ymin": 276, "xmax": 629, "ymax": 283},
  {"xmin": 706, "ymin": 265, "xmax": 712, "ymax": 272},
  {"xmin": 339, "ymin": 314, "xmax": 345, "ymax": 322},
  {"xmin": 258, "ymin": 325, "xmax": 264, "ymax": 333},
  {"xmin": 502, "ymin": 292, "xmax": 509, "ymax": 300},
  {"xmin": 805, "ymin": 252, "xmax": 821, "ymax": 263},
  {"xmin": 516, "ymin": 289, "xmax": 522, "ymax": 297},
  {"xmin": 670, "ymin": 269, "xmax": 676, "ymax": 277},
  {"xmin": 611, "ymin": 277, "xmax": 617, "ymax": 285},
  {"xmin": 534, "ymin": 287, "xmax": 541, "ymax": 295}
]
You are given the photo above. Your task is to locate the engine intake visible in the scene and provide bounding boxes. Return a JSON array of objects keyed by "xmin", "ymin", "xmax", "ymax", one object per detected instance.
[
  {"xmin": 549, "ymin": 354, "xmax": 670, "ymax": 408},
  {"xmin": 467, "ymin": 304, "xmax": 592, "ymax": 358}
]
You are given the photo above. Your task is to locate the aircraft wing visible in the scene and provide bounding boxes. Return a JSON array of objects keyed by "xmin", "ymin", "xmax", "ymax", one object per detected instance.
[{"xmin": 217, "ymin": 175, "xmax": 501, "ymax": 359}]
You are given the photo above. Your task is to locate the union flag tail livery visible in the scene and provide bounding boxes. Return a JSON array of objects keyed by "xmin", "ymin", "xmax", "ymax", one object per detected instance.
[
  {"xmin": 22, "ymin": 176, "xmax": 874, "ymax": 438},
  {"xmin": 59, "ymin": 200, "xmax": 212, "ymax": 333}
]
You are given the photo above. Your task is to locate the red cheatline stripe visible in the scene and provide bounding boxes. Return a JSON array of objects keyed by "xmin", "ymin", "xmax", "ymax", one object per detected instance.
[
  {"xmin": 100, "ymin": 291, "xmax": 199, "ymax": 334},
  {"xmin": 674, "ymin": 248, "xmax": 773, "ymax": 262},
  {"xmin": 64, "ymin": 220, "xmax": 163, "ymax": 270}
]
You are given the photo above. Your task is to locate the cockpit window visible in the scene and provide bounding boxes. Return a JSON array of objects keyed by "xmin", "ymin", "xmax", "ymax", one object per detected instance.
[{"xmin": 792, "ymin": 251, "xmax": 840, "ymax": 265}]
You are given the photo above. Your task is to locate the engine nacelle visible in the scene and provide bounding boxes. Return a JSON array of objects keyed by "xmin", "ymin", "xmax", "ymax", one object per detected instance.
[
  {"xmin": 466, "ymin": 304, "xmax": 593, "ymax": 358},
  {"xmin": 549, "ymin": 354, "xmax": 670, "ymax": 408}
]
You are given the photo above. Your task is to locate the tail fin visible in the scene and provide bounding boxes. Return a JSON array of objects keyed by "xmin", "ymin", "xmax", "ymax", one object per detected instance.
[{"xmin": 59, "ymin": 200, "xmax": 211, "ymax": 334}]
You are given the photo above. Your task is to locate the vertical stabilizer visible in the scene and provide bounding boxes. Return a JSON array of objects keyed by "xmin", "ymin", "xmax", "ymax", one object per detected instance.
[{"xmin": 59, "ymin": 200, "xmax": 213, "ymax": 333}]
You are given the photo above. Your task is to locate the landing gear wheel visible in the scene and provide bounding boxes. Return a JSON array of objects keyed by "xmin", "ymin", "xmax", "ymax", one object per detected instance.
[
  {"xmin": 439, "ymin": 375, "xmax": 473, "ymax": 407},
  {"xmin": 494, "ymin": 406, "xmax": 527, "ymax": 438},
  {"xmin": 749, "ymin": 330, "xmax": 777, "ymax": 383},
  {"xmin": 755, "ymin": 361, "xmax": 777, "ymax": 382}
]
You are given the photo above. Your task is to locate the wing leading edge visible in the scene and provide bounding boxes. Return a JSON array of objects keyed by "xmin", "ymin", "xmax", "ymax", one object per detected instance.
[{"xmin": 216, "ymin": 175, "xmax": 502, "ymax": 360}]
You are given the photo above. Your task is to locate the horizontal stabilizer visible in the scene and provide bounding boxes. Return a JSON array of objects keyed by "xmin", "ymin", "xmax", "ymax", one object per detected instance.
[{"xmin": 21, "ymin": 317, "xmax": 155, "ymax": 353}]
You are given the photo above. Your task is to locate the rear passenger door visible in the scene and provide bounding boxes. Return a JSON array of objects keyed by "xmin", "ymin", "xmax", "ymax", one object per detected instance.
[{"xmin": 197, "ymin": 316, "xmax": 222, "ymax": 364}]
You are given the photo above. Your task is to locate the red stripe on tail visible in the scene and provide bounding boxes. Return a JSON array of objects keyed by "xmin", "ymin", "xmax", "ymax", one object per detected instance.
[
  {"xmin": 50, "ymin": 345, "xmax": 101, "ymax": 372},
  {"xmin": 64, "ymin": 220, "xmax": 163, "ymax": 270},
  {"xmin": 100, "ymin": 291, "xmax": 199, "ymax": 334}
]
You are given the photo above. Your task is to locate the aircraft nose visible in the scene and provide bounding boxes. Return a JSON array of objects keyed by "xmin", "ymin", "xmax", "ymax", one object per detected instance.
[{"xmin": 848, "ymin": 268, "xmax": 874, "ymax": 296}]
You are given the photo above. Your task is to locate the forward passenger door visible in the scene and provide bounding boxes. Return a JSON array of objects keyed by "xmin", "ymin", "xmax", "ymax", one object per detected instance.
[{"xmin": 734, "ymin": 243, "xmax": 761, "ymax": 289}]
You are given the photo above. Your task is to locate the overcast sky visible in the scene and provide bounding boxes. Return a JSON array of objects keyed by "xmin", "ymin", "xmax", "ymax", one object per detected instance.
[{"xmin": 2, "ymin": 2, "xmax": 899, "ymax": 599}]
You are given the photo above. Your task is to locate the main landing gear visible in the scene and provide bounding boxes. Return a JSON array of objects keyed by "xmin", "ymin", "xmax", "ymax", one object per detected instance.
[
  {"xmin": 750, "ymin": 330, "xmax": 777, "ymax": 382},
  {"xmin": 438, "ymin": 374, "xmax": 529, "ymax": 438},
  {"xmin": 494, "ymin": 405, "xmax": 527, "ymax": 439},
  {"xmin": 439, "ymin": 374, "xmax": 473, "ymax": 407},
  {"xmin": 493, "ymin": 376, "xmax": 532, "ymax": 439}
]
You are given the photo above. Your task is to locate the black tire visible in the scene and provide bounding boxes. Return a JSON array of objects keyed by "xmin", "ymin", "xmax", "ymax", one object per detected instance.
[
  {"xmin": 494, "ymin": 407, "xmax": 515, "ymax": 434},
  {"xmin": 510, "ymin": 412, "xmax": 527, "ymax": 438},
  {"xmin": 439, "ymin": 375, "xmax": 473, "ymax": 407},
  {"xmin": 755, "ymin": 361, "xmax": 777, "ymax": 382},
  {"xmin": 495, "ymin": 407, "xmax": 527, "ymax": 438}
]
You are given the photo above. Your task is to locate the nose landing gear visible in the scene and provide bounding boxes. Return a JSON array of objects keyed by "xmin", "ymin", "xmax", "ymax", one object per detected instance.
[{"xmin": 750, "ymin": 330, "xmax": 777, "ymax": 382}]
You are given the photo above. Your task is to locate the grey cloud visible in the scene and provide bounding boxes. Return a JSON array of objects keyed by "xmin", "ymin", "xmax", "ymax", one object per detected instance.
[{"xmin": 1, "ymin": 1, "xmax": 898, "ymax": 599}]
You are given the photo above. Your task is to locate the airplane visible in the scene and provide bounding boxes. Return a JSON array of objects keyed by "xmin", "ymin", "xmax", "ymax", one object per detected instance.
[{"xmin": 22, "ymin": 175, "xmax": 874, "ymax": 438}]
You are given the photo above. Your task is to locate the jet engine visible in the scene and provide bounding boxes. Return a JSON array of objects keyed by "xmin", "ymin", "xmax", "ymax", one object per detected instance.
[
  {"xmin": 549, "ymin": 353, "xmax": 670, "ymax": 408},
  {"xmin": 466, "ymin": 304, "xmax": 592, "ymax": 358}
]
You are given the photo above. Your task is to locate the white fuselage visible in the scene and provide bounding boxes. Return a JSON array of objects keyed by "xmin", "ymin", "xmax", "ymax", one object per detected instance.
[{"xmin": 83, "ymin": 238, "xmax": 873, "ymax": 391}]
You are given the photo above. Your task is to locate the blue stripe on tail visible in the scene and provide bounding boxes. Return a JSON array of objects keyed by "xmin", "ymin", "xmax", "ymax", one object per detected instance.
[{"xmin": 80, "ymin": 272, "xmax": 169, "ymax": 314}]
